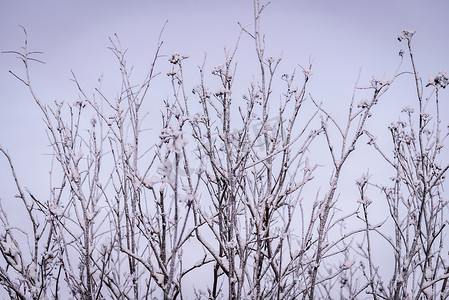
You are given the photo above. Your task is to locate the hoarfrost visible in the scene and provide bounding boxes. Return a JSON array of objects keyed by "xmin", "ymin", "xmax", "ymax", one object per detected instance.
[
  {"xmin": 397, "ymin": 29, "xmax": 416, "ymax": 41},
  {"xmin": 174, "ymin": 137, "xmax": 188, "ymax": 151},
  {"xmin": 401, "ymin": 106, "xmax": 414, "ymax": 114},
  {"xmin": 49, "ymin": 203, "xmax": 64, "ymax": 216},
  {"xmin": 220, "ymin": 257, "xmax": 229, "ymax": 272},
  {"xmin": 423, "ymin": 285, "xmax": 433, "ymax": 298},
  {"xmin": 144, "ymin": 176, "xmax": 161, "ymax": 187},
  {"xmin": 302, "ymin": 68, "xmax": 312, "ymax": 77},
  {"xmin": 357, "ymin": 197, "xmax": 372, "ymax": 206},
  {"xmin": 154, "ymin": 272, "xmax": 165, "ymax": 285},
  {"xmin": 235, "ymin": 268, "xmax": 243, "ymax": 280},
  {"xmin": 341, "ymin": 259, "xmax": 354, "ymax": 270},
  {"xmin": 86, "ymin": 211, "xmax": 95, "ymax": 221}
]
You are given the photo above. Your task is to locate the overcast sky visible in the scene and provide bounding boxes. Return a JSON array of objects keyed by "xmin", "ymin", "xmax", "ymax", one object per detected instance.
[
  {"xmin": 1, "ymin": 0, "xmax": 447, "ymax": 201},
  {"xmin": 0, "ymin": 0, "xmax": 448, "ymax": 293}
]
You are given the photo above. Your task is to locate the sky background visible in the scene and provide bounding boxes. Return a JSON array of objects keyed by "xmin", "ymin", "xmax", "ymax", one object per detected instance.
[{"xmin": 0, "ymin": 0, "xmax": 448, "ymax": 296}]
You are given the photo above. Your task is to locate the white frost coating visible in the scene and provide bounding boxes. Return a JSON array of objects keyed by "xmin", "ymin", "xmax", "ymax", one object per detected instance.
[
  {"xmin": 196, "ymin": 163, "xmax": 206, "ymax": 175},
  {"xmin": 49, "ymin": 203, "xmax": 64, "ymax": 216},
  {"xmin": 133, "ymin": 179, "xmax": 141, "ymax": 190},
  {"xmin": 144, "ymin": 176, "xmax": 160, "ymax": 187},
  {"xmin": 204, "ymin": 215, "xmax": 213, "ymax": 227},
  {"xmin": 215, "ymin": 88, "xmax": 227, "ymax": 97},
  {"xmin": 212, "ymin": 64, "xmax": 224, "ymax": 75},
  {"xmin": 0, "ymin": 238, "xmax": 21, "ymax": 268},
  {"xmin": 72, "ymin": 168, "xmax": 80, "ymax": 183},
  {"xmin": 79, "ymin": 219, "xmax": 85, "ymax": 229},
  {"xmin": 356, "ymin": 173, "xmax": 369, "ymax": 186},
  {"xmin": 154, "ymin": 273, "xmax": 165, "ymax": 286},
  {"xmin": 302, "ymin": 68, "xmax": 312, "ymax": 77},
  {"xmin": 357, "ymin": 98, "xmax": 369, "ymax": 108},
  {"xmin": 174, "ymin": 137, "xmax": 188, "ymax": 151},
  {"xmin": 397, "ymin": 29, "xmax": 416, "ymax": 41},
  {"xmin": 423, "ymin": 285, "xmax": 433, "ymax": 298},
  {"xmin": 86, "ymin": 211, "xmax": 95, "ymax": 221},
  {"xmin": 220, "ymin": 257, "xmax": 229, "ymax": 272},
  {"xmin": 357, "ymin": 197, "xmax": 372, "ymax": 206},
  {"xmin": 238, "ymin": 237, "xmax": 246, "ymax": 250},
  {"xmin": 235, "ymin": 268, "xmax": 243, "ymax": 280},
  {"xmin": 264, "ymin": 122, "xmax": 275, "ymax": 131},
  {"xmin": 341, "ymin": 259, "xmax": 354, "ymax": 270},
  {"xmin": 304, "ymin": 157, "xmax": 312, "ymax": 173},
  {"xmin": 180, "ymin": 193, "xmax": 193, "ymax": 203},
  {"xmin": 170, "ymin": 125, "xmax": 183, "ymax": 137},
  {"xmin": 73, "ymin": 150, "xmax": 83, "ymax": 165},
  {"xmin": 157, "ymin": 161, "xmax": 172, "ymax": 176},
  {"xmin": 0, "ymin": 240, "xmax": 18, "ymax": 258}
]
